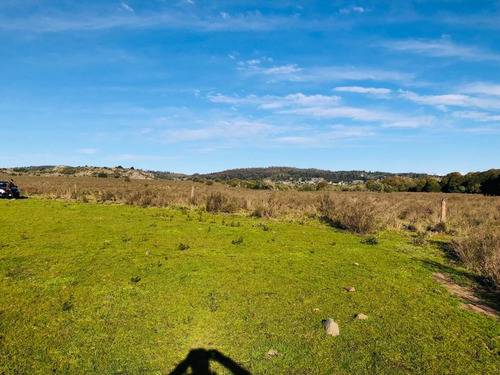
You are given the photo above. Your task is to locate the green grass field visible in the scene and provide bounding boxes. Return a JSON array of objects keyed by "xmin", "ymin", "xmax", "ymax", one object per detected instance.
[{"xmin": 1, "ymin": 199, "xmax": 499, "ymax": 374}]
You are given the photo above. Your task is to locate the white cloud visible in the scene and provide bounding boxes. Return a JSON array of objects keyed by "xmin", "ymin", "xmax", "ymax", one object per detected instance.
[
  {"xmin": 120, "ymin": 3, "xmax": 134, "ymax": 13},
  {"xmin": 399, "ymin": 89, "xmax": 500, "ymax": 110},
  {"xmin": 382, "ymin": 38, "xmax": 500, "ymax": 62},
  {"xmin": 340, "ymin": 6, "xmax": 367, "ymax": 14},
  {"xmin": 210, "ymin": 91, "xmax": 434, "ymax": 128},
  {"xmin": 261, "ymin": 64, "xmax": 302, "ymax": 75},
  {"xmin": 452, "ymin": 111, "xmax": 500, "ymax": 122},
  {"xmin": 160, "ymin": 119, "xmax": 285, "ymax": 143},
  {"xmin": 333, "ymin": 86, "xmax": 392, "ymax": 95},
  {"xmin": 239, "ymin": 62, "xmax": 412, "ymax": 84},
  {"xmin": 461, "ymin": 82, "xmax": 500, "ymax": 97},
  {"xmin": 0, "ymin": 9, "xmax": 293, "ymax": 33},
  {"xmin": 208, "ymin": 93, "xmax": 341, "ymax": 110},
  {"xmin": 399, "ymin": 90, "xmax": 471, "ymax": 107},
  {"xmin": 276, "ymin": 125, "xmax": 376, "ymax": 147},
  {"xmin": 280, "ymin": 106, "xmax": 434, "ymax": 128}
]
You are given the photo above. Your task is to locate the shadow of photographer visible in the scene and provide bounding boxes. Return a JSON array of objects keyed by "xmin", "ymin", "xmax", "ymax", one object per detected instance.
[{"xmin": 169, "ymin": 348, "xmax": 252, "ymax": 375}]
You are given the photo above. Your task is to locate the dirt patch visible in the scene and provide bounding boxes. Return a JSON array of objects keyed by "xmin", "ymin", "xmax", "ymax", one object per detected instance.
[{"xmin": 433, "ymin": 272, "xmax": 498, "ymax": 318}]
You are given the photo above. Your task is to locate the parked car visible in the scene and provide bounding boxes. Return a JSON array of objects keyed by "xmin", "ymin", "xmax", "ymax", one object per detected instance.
[{"xmin": 0, "ymin": 180, "xmax": 20, "ymax": 199}]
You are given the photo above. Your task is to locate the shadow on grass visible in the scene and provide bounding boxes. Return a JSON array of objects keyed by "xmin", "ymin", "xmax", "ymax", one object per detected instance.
[
  {"xmin": 420, "ymin": 258, "xmax": 500, "ymax": 313},
  {"xmin": 169, "ymin": 348, "xmax": 252, "ymax": 375},
  {"xmin": 428, "ymin": 240, "xmax": 460, "ymax": 262}
]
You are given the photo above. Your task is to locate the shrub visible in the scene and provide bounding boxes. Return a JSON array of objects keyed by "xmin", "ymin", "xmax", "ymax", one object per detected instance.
[
  {"xmin": 318, "ymin": 194, "xmax": 380, "ymax": 234},
  {"xmin": 206, "ymin": 192, "xmax": 227, "ymax": 212},
  {"xmin": 451, "ymin": 229, "xmax": 500, "ymax": 290}
]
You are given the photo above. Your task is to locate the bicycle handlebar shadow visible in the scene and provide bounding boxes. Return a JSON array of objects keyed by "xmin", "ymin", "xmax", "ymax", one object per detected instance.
[{"xmin": 169, "ymin": 348, "xmax": 252, "ymax": 375}]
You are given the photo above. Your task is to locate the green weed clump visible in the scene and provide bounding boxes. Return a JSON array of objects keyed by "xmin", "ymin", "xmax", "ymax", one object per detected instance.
[
  {"xmin": 231, "ymin": 236, "xmax": 244, "ymax": 245},
  {"xmin": 177, "ymin": 243, "xmax": 190, "ymax": 251},
  {"xmin": 361, "ymin": 236, "xmax": 379, "ymax": 245}
]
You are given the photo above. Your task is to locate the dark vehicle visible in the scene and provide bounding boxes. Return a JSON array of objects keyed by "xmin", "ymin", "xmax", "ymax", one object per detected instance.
[{"xmin": 0, "ymin": 180, "xmax": 20, "ymax": 199}]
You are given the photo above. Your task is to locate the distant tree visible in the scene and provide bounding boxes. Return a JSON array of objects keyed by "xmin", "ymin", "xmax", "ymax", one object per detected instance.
[
  {"xmin": 382, "ymin": 176, "xmax": 415, "ymax": 192},
  {"xmin": 412, "ymin": 177, "xmax": 441, "ymax": 192},
  {"xmin": 480, "ymin": 169, "xmax": 500, "ymax": 195},
  {"xmin": 440, "ymin": 172, "xmax": 464, "ymax": 193},
  {"xmin": 366, "ymin": 180, "xmax": 384, "ymax": 192},
  {"xmin": 422, "ymin": 178, "xmax": 441, "ymax": 192}
]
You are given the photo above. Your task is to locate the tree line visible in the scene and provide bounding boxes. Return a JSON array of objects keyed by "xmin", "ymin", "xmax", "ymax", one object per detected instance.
[{"xmin": 366, "ymin": 169, "xmax": 500, "ymax": 195}]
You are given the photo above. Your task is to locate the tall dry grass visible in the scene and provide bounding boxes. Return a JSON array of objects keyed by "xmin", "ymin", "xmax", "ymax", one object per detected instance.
[
  {"xmin": 452, "ymin": 229, "xmax": 500, "ymax": 290},
  {"xmin": 5, "ymin": 175, "xmax": 499, "ymax": 232}
]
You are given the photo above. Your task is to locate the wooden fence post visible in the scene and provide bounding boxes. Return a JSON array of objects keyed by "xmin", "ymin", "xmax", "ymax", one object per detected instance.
[{"xmin": 440, "ymin": 198, "xmax": 447, "ymax": 223}]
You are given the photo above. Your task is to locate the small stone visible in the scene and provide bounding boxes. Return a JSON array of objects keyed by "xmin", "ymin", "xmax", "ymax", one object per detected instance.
[
  {"xmin": 345, "ymin": 286, "xmax": 356, "ymax": 292},
  {"xmin": 353, "ymin": 263, "xmax": 360, "ymax": 266},
  {"xmin": 265, "ymin": 349, "xmax": 280, "ymax": 358},
  {"xmin": 313, "ymin": 308, "xmax": 320, "ymax": 312},
  {"xmin": 322, "ymin": 318, "xmax": 339, "ymax": 336},
  {"xmin": 146, "ymin": 251, "xmax": 150, "ymax": 256},
  {"xmin": 355, "ymin": 313, "xmax": 368, "ymax": 320}
]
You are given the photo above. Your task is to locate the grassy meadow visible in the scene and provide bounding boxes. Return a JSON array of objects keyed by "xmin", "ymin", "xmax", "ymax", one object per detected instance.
[{"xmin": 1, "ymin": 191, "xmax": 499, "ymax": 374}]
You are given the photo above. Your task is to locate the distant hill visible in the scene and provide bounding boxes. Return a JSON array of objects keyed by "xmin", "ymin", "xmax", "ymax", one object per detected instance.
[
  {"xmin": 2, "ymin": 165, "xmax": 158, "ymax": 180},
  {"xmin": 195, "ymin": 167, "xmax": 434, "ymax": 183},
  {"xmin": 1, "ymin": 165, "xmax": 435, "ymax": 183}
]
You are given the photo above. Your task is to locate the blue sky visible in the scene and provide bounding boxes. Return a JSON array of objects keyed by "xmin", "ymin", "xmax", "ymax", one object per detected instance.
[{"xmin": 1, "ymin": 1, "xmax": 500, "ymax": 174}]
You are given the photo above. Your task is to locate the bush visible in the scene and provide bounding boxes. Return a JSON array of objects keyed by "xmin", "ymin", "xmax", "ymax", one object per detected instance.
[
  {"xmin": 452, "ymin": 229, "xmax": 500, "ymax": 290},
  {"xmin": 318, "ymin": 194, "xmax": 380, "ymax": 234},
  {"xmin": 206, "ymin": 192, "xmax": 227, "ymax": 212}
]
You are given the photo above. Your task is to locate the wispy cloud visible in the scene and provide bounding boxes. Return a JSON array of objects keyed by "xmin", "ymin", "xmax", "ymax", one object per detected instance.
[
  {"xmin": 461, "ymin": 82, "xmax": 500, "ymax": 97},
  {"xmin": 276, "ymin": 125, "xmax": 376, "ymax": 147},
  {"xmin": 0, "ymin": 9, "xmax": 296, "ymax": 34},
  {"xmin": 452, "ymin": 111, "xmax": 500, "ymax": 122},
  {"xmin": 340, "ymin": 6, "xmax": 368, "ymax": 15},
  {"xmin": 159, "ymin": 119, "xmax": 285, "ymax": 143},
  {"xmin": 399, "ymin": 89, "xmax": 500, "ymax": 110},
  {"xmin": 441, "ymin": 13, "xmax": 500, "ymax": 31},
  {"xmin": 333, "ymin": 86, "xmax": 392, "ymax": 96},
  {"xmin": 120, "ymin": 3, "xmax": 134, "ymax": 13},
  {"xmin": 208, "ymin": 93, "xmax": 341, "ymax": 110},
  {"xmin": 382, "ymin": 38, "xmax": 500, "ymax": 62},
  {"xmin": 280, "ymin": 106, "xmax": 434, "ymax": 128},
  {"xmin": 240, "ymin": 60, "xmax": 413, "ymax": 84}
]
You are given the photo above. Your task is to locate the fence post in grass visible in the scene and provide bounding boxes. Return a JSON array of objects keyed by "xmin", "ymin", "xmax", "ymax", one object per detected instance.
[
  {"xmin": 440, "ymin": 198, "xmax": 447, "ymax": 223},
  {"xmin": 191, "ymin": 186, "xmax": 195, "ymax": 200}
]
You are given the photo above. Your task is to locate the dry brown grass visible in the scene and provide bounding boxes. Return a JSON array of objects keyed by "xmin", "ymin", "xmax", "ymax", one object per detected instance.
[{"xmin": 452, "ymin": 229, "xmax": 500, "ymax": 290}]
